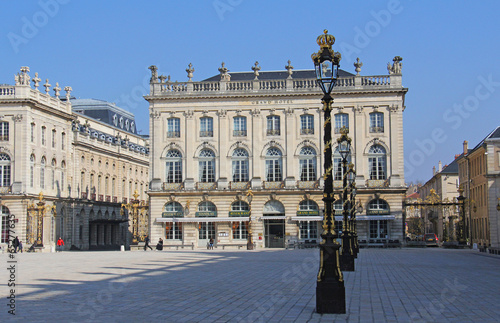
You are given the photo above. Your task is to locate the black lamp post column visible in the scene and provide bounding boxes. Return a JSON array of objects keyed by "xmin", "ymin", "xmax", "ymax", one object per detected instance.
[
  {"xmin": 457, "ymin": 186, "xmax": 466, "ymax": 245},
  {"xmin": 313, "ymin": 29, "xmax": 346, "ymax": 314},
  {"xmin": 246, "ymin": 189, "xmax": 254, "ymax": 250},
  {"xmin": 349, "ymin": 172, "xmax": 359, "ymax": 258},
  {"xmin": 339, "ymin": 130, "xmax": 355, "ymax": 272}
]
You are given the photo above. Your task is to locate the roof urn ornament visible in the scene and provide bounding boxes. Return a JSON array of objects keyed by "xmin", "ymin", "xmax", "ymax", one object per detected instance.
[
  {"xmin": 285, "ymin": 60, "xmax": 294, "ymax": 79},
  {"xmin": 218, "ymin": 62, "xmax": 231, "ymax": 81},
  {"xmin": 43, "ymin": 79, "xmax": 51, "ymax": 94},
  {"xmin": 32, "ymin": 72, "xmax": 41, "ymax": 90},
  {"xmin": 64, "ymin": 86, "xmax": 72, "ymax": 100},
  {"xmin": 354, "ymin": 58, "xmax": 363, "ymax": 76},
  {"xmin": 251, "ymin": 61, "xmax": 261, "ymax": 80},
  {"xmin": 186, "ymin": 63, "xmax": 195, "ymax": 82},
  {"xmin": 53, "ymin": 82, "xmax": 61, "ymax": 97}
]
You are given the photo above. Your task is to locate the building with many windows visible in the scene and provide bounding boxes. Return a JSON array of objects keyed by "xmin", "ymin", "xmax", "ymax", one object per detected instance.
[
  {"xmin": 0, "ymin": 67, "xmax": 149, "ymax": 251},
  {"xmin": 147, "ymin": 58, "xmax": 408, "ymax": 249},
  {"xmin": 458, "ymin": 127, "xmax": 500, "ymax": 248}
]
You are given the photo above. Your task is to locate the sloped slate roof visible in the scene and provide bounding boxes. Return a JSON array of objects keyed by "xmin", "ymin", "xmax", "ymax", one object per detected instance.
[{"xmin": 201, "ymin": 69, "xmax": 354, "ymax": 82}]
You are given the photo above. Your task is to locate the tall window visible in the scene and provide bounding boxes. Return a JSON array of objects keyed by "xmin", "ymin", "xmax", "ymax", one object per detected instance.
[
  {"xmin": 200, "ymin": 117, "xmax": 213, "ymax": 137},
  {"xmin": 367, "ymin": 199, "xmax": 390, "ymax": 215},
  {"xmin": 98, "ymin": 175, "xmax": 102, "ymax": 196},
  {"xmin": 164, "ymin": 201, "xmax": 184, "ymax": 240},
  {"xmin": 0, "ymin": 122, "xmax": 9, "ymax": 141},
  {"xmin": 40, "ymin": 156, "xmax": 46, "ymax": 189},
  {"xmin": 265, "ymin": 148, "xmax": 282, "ymax": 182},
  {"xmin": 368, "ymin": 199, "xmax": 390, "ymax": 239},
  {"xmin": 333, "ymin": 146, "xmax": 351, "ymax": 181},
  {"xmin": 300, "ymin": 115, "xmax": 314, "ymax": 135},
  {"xmin": 199, "ymin": 149, "xmax": 215, "ymax": 182},
  {"xmin": 231, "ymin": 201, "xmax": 249, "ymax": 240},
  {"xmin": 267, "ymin": 115, "xmax": 280, "ymax": 136},
  {"xmin": 167, "ymin": 118, "xmax": 180, "ymax": 138},
  {"xmin": 61, "ymin": 161, "xmax": 66, "ymax": 192},
  {"xmin": 165, "ymin": 150, "xmax": 182, "ymax": 183},
  {"xmin": 232, "ymin": 148, "xmax": 249, "ymax": 182},
  {"xmin": 334, "ymin": 113, "xmax": 349, "ymax": 133},
  {"xmin": 1, "ymin": 206, "xmax": 10, "ymax": 243},
  {"xmin": 90, "ymin": 174, "xmax": 95, "ymax": 194},
  {"xmin": 299, "ymin": 200, "xmax": 318, "ymax": 240},
  {"xmin": 299, "ymin": 147, "xmax": 316, "ymax": 181},
  {"xmin": 61, "ymin": 132, "xmax": 65, "ymax": 150},
  {"xmin": 112, "ymin": 177, "xmax": 116, "ymax": 197},
  {"xmin": 31, "ymin": 123, "xmax": 35, "ymax": 142},
  {"xmin": 369, "ymin": 112, "xmax": 384, "ymax": 133},
  {"xmin": 370, "ymin": 220, "xmax": 388, "ymax": 239},
  {"xmin": 41, "ymin": 126, "xmax": 46, "ymax": 146},
  {"xmin": 30, "ymin": 154, "xmax": 35, "ymax": 187},
  {"xmin": 0, "ymin": 154, "xmax": 11, "ymax": 187},
  {"xmin": 368, "ymin": 145, "xmax": 387, "ymax": 180},
  {"xmin": 233, "ymin": 116, "xmax": 247, "ymax": 136},
  {"xmin": 51, "ymin": 159, "xmax": 56, "ymax": 190},
  {"xmin": 198, "ymin": 201, "xmax": 216, "ymax": 240},
  {"xmin": 52, "ymin": 129, "xmax": 56, "ymax": 148}
]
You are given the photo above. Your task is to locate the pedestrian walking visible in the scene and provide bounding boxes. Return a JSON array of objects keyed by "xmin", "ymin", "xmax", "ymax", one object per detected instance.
[
  {"xmin": 18, "ymin": 240, "xmax": 23, "ymax": 253},
  {"xmin": 12, "ymin": 236, "xmax": 20, "ymax": 253},
  {"xmin": 209, "ymin": 238, "xmax": 214, "ymax": 250},
  {"xmin": 57, "ymin": 237, "xmax": 64, "ymax": 252},
  {"xmin": 144, "ymin": 235, "xmax": 153, "ymax": 251}
]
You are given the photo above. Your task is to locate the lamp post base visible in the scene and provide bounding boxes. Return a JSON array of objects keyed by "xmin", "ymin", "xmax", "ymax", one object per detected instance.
[
  {"xmin": 339, "ymin": 253, "xmax": 355, "ymax": 272},
  {"xmin": 316, "ymin": 281, "xmax": 346, "ymax": 314},
  {"xmin": 247, "ymin": 241, "xmax": 254, "ymax": 250}
]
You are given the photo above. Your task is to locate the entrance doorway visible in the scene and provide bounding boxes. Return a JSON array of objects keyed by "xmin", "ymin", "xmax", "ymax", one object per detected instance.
[
  {"xmin": 198, "ymin": 222, "xmax": 216, "ymax": 248},
  {"xmin": 264, "ymin": 219, "xmax": 285, "ymax": 248}
]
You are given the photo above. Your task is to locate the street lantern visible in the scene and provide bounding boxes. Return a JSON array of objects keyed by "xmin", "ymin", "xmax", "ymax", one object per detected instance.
[
  {"xmin": 312, "ymin": 30, "xmax": 341, "ymax": 96},
  {"xmin": 312, "ymin": 29, "xmax": 346, "ymax": 315}
]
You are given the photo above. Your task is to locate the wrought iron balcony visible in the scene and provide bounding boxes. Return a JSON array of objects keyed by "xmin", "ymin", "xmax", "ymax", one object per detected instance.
[
  {"xmin": 167, "ymin": 131, "xmax": 180, "ymax": 138},
  {"xmin": 266, "ymin": 129, "xmax": 280, "ymax": 136},
  {"xmin": 200, "ymin": 131, "xmax": 213, "ymax": 137},
  {"xmin": 369, "ymin": 126, "xmax": 384, "ymax": 133},
  {"xmin": 233, "ymin": 130, "xmax": 247, "ymax": 137},
  {"xmin": 300, "ymin": 128, "xmax": 314, "ymax": 135}
]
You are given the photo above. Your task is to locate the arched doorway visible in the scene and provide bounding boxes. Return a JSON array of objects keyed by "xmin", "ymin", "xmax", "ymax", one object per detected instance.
[{"xmin": 263, "ymin": 200, "xmax": 285, "ymax": 248}]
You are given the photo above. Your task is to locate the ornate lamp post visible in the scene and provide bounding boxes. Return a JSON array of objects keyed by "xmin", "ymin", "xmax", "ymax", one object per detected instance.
[
  {"xmin": 456, "ymin": 186, "xmax": 466, "ymax": 245},
  {"xmin": 339, "ymin": 128, "xmax": 355, "ymax": 271},
  {"xmin": 348, "ymin": 168, "xmax": 359, "ymax": 258},
  {"xmin": 312, "ymin": 29, "xmax": 345, "ymax": 314},
  {"xmin": 246, "ymin": 189, "xmax": 254, "ymax": 250},
  {"xmin": 26, "ymin": 192, "xmax": 56, "ymax": 247}
]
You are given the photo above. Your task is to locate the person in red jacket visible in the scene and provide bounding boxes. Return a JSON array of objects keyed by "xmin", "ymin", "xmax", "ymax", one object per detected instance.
[{"xmin": 56, "ymin": 237, "xmax": 64, "ymax": 252}]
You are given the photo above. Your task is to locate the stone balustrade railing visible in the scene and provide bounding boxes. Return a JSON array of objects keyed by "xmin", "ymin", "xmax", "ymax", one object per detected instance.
[
  {"xmin": 151, "ymin": 74, "xmax": 401, "ymax": 96},
  {"xmin": 0, "ymin": 85, "xmax": 71, "ymax": 113}
]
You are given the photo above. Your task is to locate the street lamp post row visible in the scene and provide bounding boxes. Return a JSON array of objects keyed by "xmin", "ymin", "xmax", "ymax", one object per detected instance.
[{"xmin": 313, "ymin": 29, "xmax": 346, "ymax": 314}]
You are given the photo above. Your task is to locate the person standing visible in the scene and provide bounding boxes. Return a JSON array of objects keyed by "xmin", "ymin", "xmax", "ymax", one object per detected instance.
[
  {"xmin": 209, "ymin": 238, "xmax": 214, "ymax": 250},
  {"xmin": 18, "ymin": 240, "xmax": 23, "ymax": 253},
  {"xmin": 57, "ymin": 237, "xmax": 64, "ymax": 252},
  {"xmin": 12, "ymin": 236, "xmax": 20, "ymax": 253},
  {"xmin": 144, "ymin": 235, "xmax": 153, "ymax": 251}
]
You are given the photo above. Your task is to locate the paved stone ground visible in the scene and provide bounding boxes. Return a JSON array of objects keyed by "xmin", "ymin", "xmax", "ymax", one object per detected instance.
[{"xmin": 1, "ymin": 248, "xmax": 499, "ymax": 322}]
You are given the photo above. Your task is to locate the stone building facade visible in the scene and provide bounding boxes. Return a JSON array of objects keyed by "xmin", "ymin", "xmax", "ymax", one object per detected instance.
[
  {"xmin": 0, "ymin": 67, "xmax": 149, "ymax": 251},
  {"xmin": 146, "ymin": 58, "xmax": 408, "ymax": 249},
  {"xmin": 458, "ymin": 127, "xmax": 500, "ymax": 248}
]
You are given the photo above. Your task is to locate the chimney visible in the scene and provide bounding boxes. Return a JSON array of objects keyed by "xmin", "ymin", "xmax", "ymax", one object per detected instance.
[
  {"xmin": 433, "ymin": 166, "xmax": 436, "ymax": 176},
  {"xmin": 438, "ymin": 161, "xmax": 442, "ymax": 172},
  {"xmin": 463, "ymin": 140, "xmax": 468, "ymax": 155}
]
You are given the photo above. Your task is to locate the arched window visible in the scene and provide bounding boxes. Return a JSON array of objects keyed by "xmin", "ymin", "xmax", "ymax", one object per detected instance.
[
  {"xmin": 298, "ymin": 200, "xmax": 318, "ymax": 240},
  {"xmin": 30, "ymin": 154, "xmax": 35, "ymax": 188},
  {"xmin": 368, "ymin": 145, "xmax": 387, "ymax": 180},
  {"xmin": 334, "ymin": 113, "xmax": 349, "ymax": 133},
  {"xmin": 233, "ymin": 116, "xmax": 247, "ymax": 136},
  {"xmin": 0, "ymin": 154, "xmax": 10, "ymax": 187},
  {"xmin": 164, "ymin": 201, "xmax": 184, "ymax": 214},
  {"xmin": 166, "ymin": 150, "xmax": 182, "ymax": 183},
  {"xmin": 367, "ymin": 199, "xmax": 390, "ymax": 215},
  {"xmin": 232, "ymin": 148, "xmax": 249, "ymax": 182},
  {"xmin": 198, "ymin": 201, "xmax": 217, "ymax": 213},
  {"xmin": 199, "ymin": 149, "xmax": 215, "ymax": 183},
  {"xmin": 299, "ymin": 147, "xmax": 316, "ymax": 181},
  {"xmin": 299, "ymin": 199, "xmax": 318, "ymax": 211},
  {"xmin": 40, "ymin": 156, "xmax": 46, "ymax": 189},
  {"xmin": 231, "ymin": 200, "xmax": 250, "ymax": 212},
  {"xmin": 333, "ymin": 146, "xmax": 351, "ymax": 181},
  {"xmin": 300, "ymin": 114, "xmax": 314, "ymax": 135},
  {"xmin": 200, "ymin": 117, "xmax": 213, "ymax": 137},
  {"xmin": 369, "ymin": 112, "xmax": 384, "ymax": 133},
  {"xmin": 167, "ymin": 118, "xmax": 180, "ymax": 138},
  {"xmin": 265, "ymin": 147, "xmax": 282, "ymax": 182}
]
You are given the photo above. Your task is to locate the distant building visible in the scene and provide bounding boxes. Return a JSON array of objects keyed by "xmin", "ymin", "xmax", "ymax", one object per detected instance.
[
  {"xmin": 0, "ymin": 67, "xmax": 149, "ymax": 251},
  {"xmin": 146, "ymin": 58, "xmax": 408, "ymax": 249},
  {"xmin": 419, "ymin": 159, "xmax": 460, "ymax": 241},
  {"xmin": 457, "ymin": 127, "xmax": 500, "ymax": 248}
]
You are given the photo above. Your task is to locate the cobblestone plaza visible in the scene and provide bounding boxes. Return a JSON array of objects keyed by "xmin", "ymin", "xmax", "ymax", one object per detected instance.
[{"xmin": 1, "ymin": 248, "xmax": 499, "ymax": 322}]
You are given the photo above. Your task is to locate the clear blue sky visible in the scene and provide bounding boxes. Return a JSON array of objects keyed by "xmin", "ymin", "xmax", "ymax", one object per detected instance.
[{"xmin": 1, "ymin": 0, "xmax": 499, "ymax": 184}]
